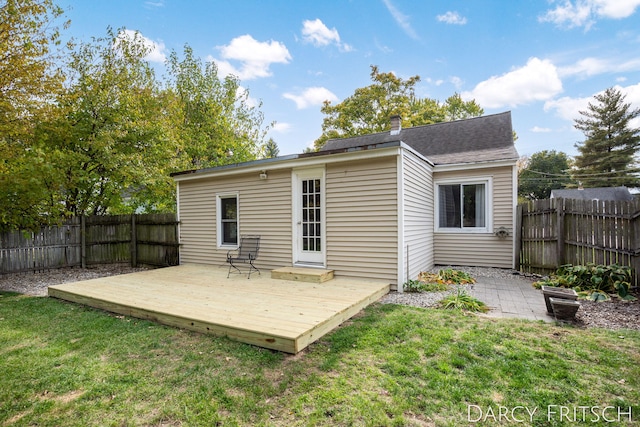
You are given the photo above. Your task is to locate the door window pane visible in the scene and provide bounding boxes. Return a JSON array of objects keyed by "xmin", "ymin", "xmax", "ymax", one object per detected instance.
[{"xmin": 301, "ymin": 178, "xmax": 322, "ymax": 253}]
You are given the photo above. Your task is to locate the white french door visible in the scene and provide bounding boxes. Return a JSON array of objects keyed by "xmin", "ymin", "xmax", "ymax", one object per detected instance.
[{"xmin": 293, "ymin": 169, "xmax": 325, "ymax": 265}]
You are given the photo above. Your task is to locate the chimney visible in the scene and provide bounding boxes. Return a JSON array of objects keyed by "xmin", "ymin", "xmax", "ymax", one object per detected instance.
[{"xmin": 390, "ymin": 115, "xmax": 402, "ymax": 135}]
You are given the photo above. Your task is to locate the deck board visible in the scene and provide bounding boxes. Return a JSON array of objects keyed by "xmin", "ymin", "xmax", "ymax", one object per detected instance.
[{"xmin": 47, "ymin": 264, "xmax": 390, "ymax": 353}]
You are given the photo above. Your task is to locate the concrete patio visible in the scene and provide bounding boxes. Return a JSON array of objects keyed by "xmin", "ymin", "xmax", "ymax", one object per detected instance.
[{"xmin": 469, "ymin": 274, "xmax": 553, "ymax": 322}]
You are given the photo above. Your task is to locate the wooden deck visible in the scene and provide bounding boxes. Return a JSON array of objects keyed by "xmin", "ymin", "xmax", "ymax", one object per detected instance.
[{"xmin": 47, "ymin": 264, "xmax": 390, "ymax": 353}]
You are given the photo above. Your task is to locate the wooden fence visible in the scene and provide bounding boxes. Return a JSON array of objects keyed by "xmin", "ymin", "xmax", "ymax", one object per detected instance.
[
  {"xmin": 0, "ymin": 213, "xmax": 179, "ymax": 274},
  {"xmin": 517, "ymin": 198, "xmax": 640, "ymax": 284}
]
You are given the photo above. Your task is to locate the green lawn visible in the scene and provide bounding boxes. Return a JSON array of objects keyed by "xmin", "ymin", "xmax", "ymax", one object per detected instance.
[{"xmin": 1, "ymin": 291, "xmax": 639, "ymax": 426}]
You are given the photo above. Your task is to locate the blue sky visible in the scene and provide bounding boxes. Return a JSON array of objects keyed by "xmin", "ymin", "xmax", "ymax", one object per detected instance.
[{"xmin": 57, "ymin": 0, "xmax": 640, "ymax": 158}]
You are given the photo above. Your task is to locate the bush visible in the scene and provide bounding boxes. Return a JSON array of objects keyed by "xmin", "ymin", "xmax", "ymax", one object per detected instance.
[
  {"xmin": 403, "ymin": 279, "xmax": 449, "ymax": 293},
  {"xmin": 438, "ymin": 289, "xmax": 489, "ymax": 313},
  {"xmin": 404, "ymin": 269, "xmax": 476, "ymax": 293},
  {"xmin": 533, "ymin": 263, "xmax": 636, "ymax": 301}
]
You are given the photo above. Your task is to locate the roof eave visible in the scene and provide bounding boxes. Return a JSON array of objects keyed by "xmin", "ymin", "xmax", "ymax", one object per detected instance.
[
  {"xmin": 433, "ymin": 157, "xmax": 519, "ymax": 172},
  {"xmin": 171, "ymin": 142, "xmax": 404, "ymax": 182}
]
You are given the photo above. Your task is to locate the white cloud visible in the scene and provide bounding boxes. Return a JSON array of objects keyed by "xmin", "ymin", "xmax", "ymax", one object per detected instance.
[
  {"xmin": 271, "ymin": 122, "xmax": 292, "ymax": 133},
  {"xmin": 531, "ymin": 126, "xmax": 553, "ymax": 133},
  {"xmin": 283, "ymin": 87, "xmax": 338, "ymax": 109},
  {"xmin": 539, "ymin": 0, "xmax": 640, "ymax": 29},
  {"xmin": 449, "ymin": 76, "xmax": 463, "ymax": 89},
  {"xmin": 436, "ymin": 11, "xmax": 468, "ymax": 25},
  {"xmin": 382, "ymin": 0, "xmax": 418, "ymax": 39},
  {"xmin": 301, "ymin": 19, "xmax": 353, "ymax": 52},
  {"xmin": 212, "ymin": 35, "xmax": 291, "ymax": 80},
  {"xmin": 235, "ymin": 86, "xmax": 259, "ymax": 109},
  {"xmin": 544, "ymin": 82, "xmax": 640, "ymax": 127},
  {"xmin": 144, "ymin": 1, "xmax": 164, "ymax": 8},
  {"xmin": 544, "ymin": 96, "xmax": 590, "ymax": 121},
  {"xmin": 116, "ymin": 29, "xmax": 166, "ymax": 63},
  {"xmin": 559, "ymin": 56, "xmax": 640, "ymax": 78},
  {"xmin": 462, "ymin": 57, "xmax": 563, "ymax": 108},
  {"xmin": 595, "ymin": 0, "xmax": 640, "ymax": 18}
]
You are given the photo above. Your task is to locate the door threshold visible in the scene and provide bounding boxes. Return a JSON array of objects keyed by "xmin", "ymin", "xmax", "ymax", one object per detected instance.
[{"xmin": 293, "ymin": 263, "xmax": 326, "ymax": 269}]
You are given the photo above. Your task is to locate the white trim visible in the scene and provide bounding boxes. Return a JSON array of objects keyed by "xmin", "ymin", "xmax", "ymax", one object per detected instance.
[
  {"xmin": 434, "ymin": 158, "xmax": 517, "ymax": 173},
  {"xmin": 512, "ymin": 163, "xmax": 518, "ymax": 269},
  {"xmin": 216, "ymin": 192, "xmax": 239, "ymax": 249},
  {"xmin": 292, "ymin": 167, "xmax": 326, "ymax": 267},
  {"xmin": 176, "ymin": 182, "xmax": 181, "ymax": 265},
  {"xmin": 397, "ymin": 153, "xmax": 405, "ymax": 292},
  {"xmin": 434, "ymin": 176, "xmax": 493, "ymax": 234},
  {"xmin": 172, "ymin": 146, "xmax": 402, "ymax": 182}
]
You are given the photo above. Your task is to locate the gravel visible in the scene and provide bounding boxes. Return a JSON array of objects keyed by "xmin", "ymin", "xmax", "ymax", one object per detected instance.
[
  {"xmin": 1, "ymin": 264, "xmax": 638, "ymax": 331},
  {"xmin": 380, "ymin": 266, "xmax": 640, "ymax": 331},
  {"xmin": 0, "ymin": 264, "xmax": 149, "ymax": 296}
]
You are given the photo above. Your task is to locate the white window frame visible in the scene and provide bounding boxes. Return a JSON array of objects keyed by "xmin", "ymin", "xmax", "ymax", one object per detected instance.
[
  {"xmin": 216, "ymin": 192, "xmax": 239, "ymax": 248},
  {"xmin": 435, "ymin": 177, "xmax": 492, "ymax": 233}
]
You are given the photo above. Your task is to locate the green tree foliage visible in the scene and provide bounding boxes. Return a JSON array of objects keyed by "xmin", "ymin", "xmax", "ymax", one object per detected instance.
[
  {"xmin": 518, "ymin": 150, "xmax": 573, "ymax": 201},
  {"xmin": 0, "ymin": 14, "xmax": 273, "ymax": 229},
  {"xmin": 33, "ymin": 28, "xmax": 172, "ymax": 217},
  {"xmin": 263, "ymin": 138, "xmax": 280, "ymax": 158},
  {"xmin": 167, "ymin": 45, "xmax": 268, "ymax": 170},
  {"xmin": 573, "ymin": 87, "xmax": 640, "ymax": 187},
  {"xmin": 312, "ymin": 65, "xmax": 483, "ymax": 150},
  {"xmin": 0, "ymin": 0, "xmax": 67, "ymax": 229}
]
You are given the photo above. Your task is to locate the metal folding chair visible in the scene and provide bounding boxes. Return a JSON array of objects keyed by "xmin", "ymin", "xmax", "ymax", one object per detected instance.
[{"xmin": 226, "ymin": 235, "xmax": 261, "ymax": 278}]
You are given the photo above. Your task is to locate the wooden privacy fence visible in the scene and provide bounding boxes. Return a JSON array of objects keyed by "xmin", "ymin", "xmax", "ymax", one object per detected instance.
[
  {"xmin": 517, "ymin": 198, "xmax": 640, "ymax": 284},
  {"xmin": 0, "ymin": 213, "xmax": 179, "ymax": 274}
]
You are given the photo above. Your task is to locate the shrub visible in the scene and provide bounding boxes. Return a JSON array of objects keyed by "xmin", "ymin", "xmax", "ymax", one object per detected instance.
[
  {"xmin": 403, "ymin": 279, "xmax": 449, "ymax": 293},
  {"xmin": 533, "ymin": 263, "xmax": 636, "ymax": 301},
  {"xmin": 438, "ymin": 289, "xmax": 489, "ymax": 313},
  {"xmin": 437, "ymin": 268, "xmax": 476, "ymax": 284}
]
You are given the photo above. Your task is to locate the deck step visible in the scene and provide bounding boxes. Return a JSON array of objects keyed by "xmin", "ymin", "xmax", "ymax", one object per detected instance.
[{"xmin": 271, "ymin": 267, "xmax": 334, "ymax": 283}]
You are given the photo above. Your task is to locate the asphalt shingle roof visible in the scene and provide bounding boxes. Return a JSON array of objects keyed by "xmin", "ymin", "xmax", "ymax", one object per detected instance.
[{"xmin": 320, "ymin": 111, "xmax": 518, "ymax": 165}]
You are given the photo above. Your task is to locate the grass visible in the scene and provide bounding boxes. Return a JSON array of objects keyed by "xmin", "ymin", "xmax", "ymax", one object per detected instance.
[{"xmin": 1, "ymin": 291, "xmax": 639, "ymax": 426}]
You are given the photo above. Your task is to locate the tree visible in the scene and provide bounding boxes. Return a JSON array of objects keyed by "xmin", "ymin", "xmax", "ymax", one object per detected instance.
[
  {"xmin": 573, "ymin": 87, "xmax": 640, "ymax": 187},
  {"xmin": 33, "ymin": 28, "xmax": 172, "ymax": 217},
  {"xmin": 263, "ymin": 138, "xmax": 279, "ymax": 158},
  {"xmin": 0, "ymin": 0, "xmax": 68, "ymax": 229},
  {"xmin": 518, "ymin": 150, "xmax": 573, "ymax": 201},
  {"xmin": 166, "ymin": 45, "xmax": 269, "ymax": 171},
  {"xmin": 312, "ymin": 65, "xmax": 483, "ymax": 150}
]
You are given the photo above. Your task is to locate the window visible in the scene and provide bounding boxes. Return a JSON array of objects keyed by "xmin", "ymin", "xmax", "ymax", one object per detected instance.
[
  {"xmin": 437, "ymin": 180, "xmax": 489, "ymax": 231},
  {"xmin": 217, "ymin": 194, "xmax": 238, "ymax": 246}
]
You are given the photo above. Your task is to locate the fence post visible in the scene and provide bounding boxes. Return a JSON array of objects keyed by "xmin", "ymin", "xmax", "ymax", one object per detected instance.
[
  {"xmin": 130, "ymin": 214, "xmax": 137, "ymax": 268},
  {"xmin": 556, "ymin": 198, "xmax": 565, "ymax": 267},
  {"xmin": 515, "ymin": 204, "xmax": 523, "ymax": 271},
  {"xmin": 81, "ymin": 215, "xmax": 86, "ymax": 269}
]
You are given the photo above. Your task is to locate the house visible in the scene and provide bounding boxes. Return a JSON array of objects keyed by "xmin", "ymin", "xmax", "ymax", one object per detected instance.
[
  {"xmin": 551, "ymin": 186, "xmax": 634, "ymax": 202},
  {"xmin": 171, "ymin": 111, "xmax": 519, "ymax": 290}
]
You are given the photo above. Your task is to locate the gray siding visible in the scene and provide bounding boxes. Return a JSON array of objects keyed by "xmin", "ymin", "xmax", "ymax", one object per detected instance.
[
  {"xmin": 325, "ymin": 157, "xmax": 398, "ymax": 282},
  {"xmin": 402, "ymin": 151, "xmax": 434, "ymax": 282},
  {"xmin": 178, "ymin": 169, "xmax": 292, "ymax": 269},
  {"xmin": 433, "ymin": 165, "xmax": 515, "ymax": 268}
]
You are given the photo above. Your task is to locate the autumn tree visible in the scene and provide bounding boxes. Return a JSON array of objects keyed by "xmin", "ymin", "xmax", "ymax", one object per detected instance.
[
  {"xmin": 573, "ymin": 87, "xmax": 640, "ymax": 187},
  {"xmin": 518, "ymin": 150, "xmax": 573, "ymax": 200},
  {"xmin": 313, "ymin": 65, "xmax": 483, "ymax": 150},
  {"xmin": 0, "ymin": 0, "xmax": 68, "ymax": 229}
]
